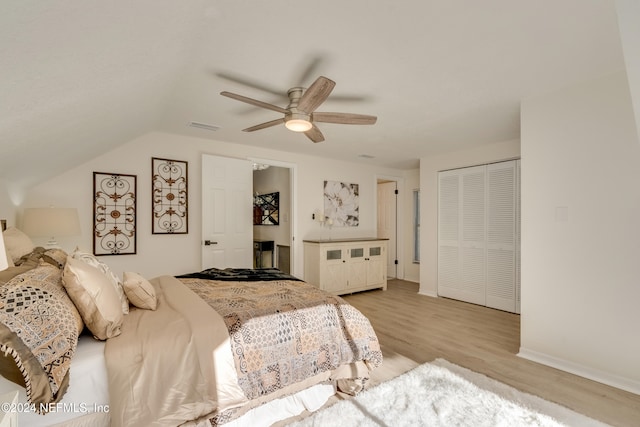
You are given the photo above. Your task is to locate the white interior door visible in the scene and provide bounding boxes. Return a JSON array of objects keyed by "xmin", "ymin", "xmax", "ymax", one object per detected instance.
[
  {"xmin": 377, "ymin": 181, "xmax": 397, "ymax": 278},
  {"xmin": 201, "ymin": 154, "xmax": 253, "ymax": 269}
]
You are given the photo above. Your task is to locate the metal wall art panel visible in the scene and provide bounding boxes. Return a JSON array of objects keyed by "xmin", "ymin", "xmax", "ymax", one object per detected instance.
[
  {"xmin": 323, "ymin": 180, "xmax": 359, "ymax": 227},
  {"xmin": 152, "ymin": 157, "xmax": 188, "ymax": 234},
  {"xmin": 93, "ymin": 172, "xmax": 137, "ymax": 255}
]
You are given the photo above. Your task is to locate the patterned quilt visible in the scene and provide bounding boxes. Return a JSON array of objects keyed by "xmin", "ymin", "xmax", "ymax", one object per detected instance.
[
  {"xmin": 178, "ymin": 277, "xmax": 383, "ymax": 401},
  {"xmin": 105, "ymin": 274, "xmax": 383, "ymax": 426}
]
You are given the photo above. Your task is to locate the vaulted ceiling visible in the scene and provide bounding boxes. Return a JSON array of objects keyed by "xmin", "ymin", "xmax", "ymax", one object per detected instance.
[{"xmin": 0, "ymin": 1, "xmax": 626, "ymax": 190}]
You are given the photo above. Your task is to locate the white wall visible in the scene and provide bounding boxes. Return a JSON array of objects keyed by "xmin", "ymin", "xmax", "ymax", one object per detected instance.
[
  {"xmin": 616, "ymin": 0, "xmax": 640, "ymax": 140},
  {"xmin": 19, "ymin": 131, "xmax": 415, "ymax": 281},
  {"xmin": 520, "ymin": 71, "xmax": 640, "ymax": 394},
  {"xmin": 418, "ymin": 139, "xmax": 521, "ymax": 296}
]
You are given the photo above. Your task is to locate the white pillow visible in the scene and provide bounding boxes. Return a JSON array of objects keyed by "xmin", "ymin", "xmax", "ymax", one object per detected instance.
[
  {"xmin": 62, "ymin": 256, "xmax": 123, "ymax": 340},
  {"xmin": 2, "ymin": 227, "xmax": 35, "ymax": 263},
  {"xmin": 123, "ymin": 272, "xmax": 157, "ymax": 310},
  {"xmin": 71, "ymin": 248, "xmax": 129, "ymax": 314}
]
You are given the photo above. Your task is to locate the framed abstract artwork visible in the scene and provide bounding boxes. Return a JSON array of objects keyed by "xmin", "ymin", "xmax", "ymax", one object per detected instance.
[
  {"xmin": 323, "ymin": 180, "xmax": 359, "ymax": 227},
  {"xmin": 151, "ymin": 157, "xmax": 188, "ymax": 234},
  {"xmin": 93, "ymin": 172, "xmax": 137, "ymax": 255},
  {"xmin": 253, "ymin": 192, "xmax": 279, "ymax": 225}
]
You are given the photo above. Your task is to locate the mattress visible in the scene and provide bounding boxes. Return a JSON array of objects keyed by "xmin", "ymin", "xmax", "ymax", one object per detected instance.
[{"xmin": 0, "ymin": 334, "xmax": 110, "ymax": 427}]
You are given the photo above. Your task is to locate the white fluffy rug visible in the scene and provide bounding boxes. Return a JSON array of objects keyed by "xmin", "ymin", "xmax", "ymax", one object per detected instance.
[{"xmin": 289, "ymin": 359, "xmax": 609, "ymax": 427}]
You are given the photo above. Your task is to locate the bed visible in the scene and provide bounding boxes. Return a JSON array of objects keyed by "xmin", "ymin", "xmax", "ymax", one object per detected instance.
[{"xmin": 0, "ymin": 232, "xmax": 382, "ymax": 426}]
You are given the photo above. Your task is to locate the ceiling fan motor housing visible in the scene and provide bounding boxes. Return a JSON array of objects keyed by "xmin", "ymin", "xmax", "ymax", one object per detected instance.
[{"xmin": 285, "ymin": 112, "xmax": 312, "ymax": 132}]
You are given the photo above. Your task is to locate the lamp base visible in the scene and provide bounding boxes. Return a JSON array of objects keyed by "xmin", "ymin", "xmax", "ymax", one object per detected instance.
[{"xmin": 45, "ymin": 237, "xmax": 61, "ymax": 249}]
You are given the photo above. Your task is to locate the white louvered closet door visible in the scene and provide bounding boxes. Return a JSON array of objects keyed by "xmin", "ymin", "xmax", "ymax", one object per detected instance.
[
  {"xmin": 438, "ymin": 160, "xmax": 520, "ymax": 313},
  {"xmin": 486, "ymin": 160, "xmax": 517, "ymax": 312},
  {"xmin": 515, "ymin": 160, "xmax": 521, "ymax": 314},
  {"xmin": 437, "ymin": 170, "xmax": 460, "ymax": 300},
  {"xmin": 438, "ymin": 165, "xmax": 486, "ymax": 306}
]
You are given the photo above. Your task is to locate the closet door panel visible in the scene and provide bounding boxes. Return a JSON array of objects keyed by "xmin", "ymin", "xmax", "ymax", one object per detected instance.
[
  {"xmin": 515, "ymin": 159, "xmax": 521, "ymax": 314},
  {"xmin": 437, "ymin": 171, "xmax": 460, "ymax": 299},
  {"xmin": 486, "ymin": 161, "xmax": 516, "ymax": 312},
  {"xmin": 460, "ymin": 166, "xmax": 486, "ymax": 305},
  {"xmin": 438, "ymin": 166, "xmax": 486, "ymax": 305}
]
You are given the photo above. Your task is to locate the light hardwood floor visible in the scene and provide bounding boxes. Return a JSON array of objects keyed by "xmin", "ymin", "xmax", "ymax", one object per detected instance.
[{"xmin": 338, "ymin": 279, "xmax": 640, "ymax": 427}]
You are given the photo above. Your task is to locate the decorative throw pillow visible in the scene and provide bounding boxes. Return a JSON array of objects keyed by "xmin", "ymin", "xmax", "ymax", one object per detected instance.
[
  {"xmin": 62, "ymin": 256, "xmax": 123, "ymax": 340},
  {"xmin": 2, "ymin": 227, "xmax": 35, "ymax": 263},
  {"xmin": 71, "ymin": 249, "xmax": 129, "ymax": 314},
  {"xmin": 0, "ymin": 257, "xmax": 40, "ymax": 286},
  {"xmin": 0, "ymin": 264, "xmax": 83, "ymax": 408},
  {"xmin": 0, "ymin": 248, "xmax": 67, "ymax": 285},
  {"xmin": 123, "ymin": 272, "xmax": 158, "ymax": 310}
]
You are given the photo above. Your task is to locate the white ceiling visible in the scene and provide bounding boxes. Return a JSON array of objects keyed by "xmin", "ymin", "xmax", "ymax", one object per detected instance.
[{"xmin": 0, "ymin": 0, "xmax": 626, "ymax": 189}]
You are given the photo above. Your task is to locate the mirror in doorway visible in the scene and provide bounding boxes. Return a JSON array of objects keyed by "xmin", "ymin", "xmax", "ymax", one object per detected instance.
[{"xmin": 253, "ymin": 192, "xmax": 279, "ymax": 225}]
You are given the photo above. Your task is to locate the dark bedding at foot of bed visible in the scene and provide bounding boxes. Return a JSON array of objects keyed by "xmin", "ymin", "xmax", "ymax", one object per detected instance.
[{"xmin": 177, "ymin": 267, "xmax": 301, "ymax": 282}]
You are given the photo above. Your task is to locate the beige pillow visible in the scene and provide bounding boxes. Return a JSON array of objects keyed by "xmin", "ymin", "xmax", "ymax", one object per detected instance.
[
  {"xmin": 123, "ymin": 272, "xmax": 157, "ymax": 310},
  {"xmin": 62, "ymin": 256, "xmax": 123, "ymax": 340},
  {"xmin": 2, "ymin": 227, "xmax": 35, "ymax": 263},
  {"xmin": 71, "ymin": 249, "xmax": 129, "ymax": 314}
]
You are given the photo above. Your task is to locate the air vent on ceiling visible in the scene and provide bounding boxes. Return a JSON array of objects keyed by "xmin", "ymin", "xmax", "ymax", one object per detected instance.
[{"xmin": 188, "ymin": 121, "xmax": 221, "ymax": 132}]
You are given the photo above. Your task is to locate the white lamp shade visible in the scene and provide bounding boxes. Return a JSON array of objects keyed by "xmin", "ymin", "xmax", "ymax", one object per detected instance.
[
  {"xmin": 0, "ymin": 232, "xmax": 8, "ymax": 271},
  {"xmin": 22, "ymin": 208, "xmax": 81, "ymax": 238}
]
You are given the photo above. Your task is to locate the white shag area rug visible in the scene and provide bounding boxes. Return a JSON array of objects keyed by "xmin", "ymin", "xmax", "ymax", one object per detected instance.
[{"xmin": 289, "ymin": 359, "xmax": 610, "ymax": 427}]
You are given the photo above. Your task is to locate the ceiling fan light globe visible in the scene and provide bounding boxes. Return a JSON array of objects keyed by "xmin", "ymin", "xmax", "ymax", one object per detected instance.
[{"xmin": 285, "ymin": 119, "xmax": 313, "ymax": 132}]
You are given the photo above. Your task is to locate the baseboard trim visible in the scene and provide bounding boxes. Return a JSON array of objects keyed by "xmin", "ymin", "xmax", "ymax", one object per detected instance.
[
  {"xmin": 417, "ymin": 290, "xmax": 438, "ymax": 298},
  {"xmin": 518, "ymin": 347, "xmax": 640, "ymax": 396}
]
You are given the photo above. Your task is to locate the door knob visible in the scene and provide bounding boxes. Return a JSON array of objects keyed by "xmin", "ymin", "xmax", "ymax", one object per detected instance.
[{"xmin": 204, "ymin": 240, "xmax": 218, "ymax": 246}]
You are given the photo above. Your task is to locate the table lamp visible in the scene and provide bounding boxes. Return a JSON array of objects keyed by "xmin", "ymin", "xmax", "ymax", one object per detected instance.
[{"xmin": 22, "ymin": 207, "xmax": 81, "ymax": 248}]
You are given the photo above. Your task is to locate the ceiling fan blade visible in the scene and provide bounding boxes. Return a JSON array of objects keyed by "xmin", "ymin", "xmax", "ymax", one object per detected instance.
[
  {"xmin": 242, "ymin": 118, "xmax": 285, "ymax": 132},
  {"xmin": 296, "ymin": 56, "xmax": 323, "ymax": 86},
  {"xmin": 325, "ymin": 94, "xmax": 368, "ymax": 102},
  {"xmin": 304, "ymin": 124, "xmax": 325, "ymax": 143},
  {"xmin": 313, "ymin": 112, "xmax": 377, "ymax": 125},
  {"xmin": 216, "ymin": 71, "xmax": 284, "ymax": 97},
  {"xmin": 297, "ymin": 76, "xmax": 336, "ymax": 113},
  {"xmin": 220, "ymin": 91, "xmax": 288, "ymax": 114}
]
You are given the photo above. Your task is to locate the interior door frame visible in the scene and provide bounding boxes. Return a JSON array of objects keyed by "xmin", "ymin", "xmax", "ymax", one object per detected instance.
[
  {"xmin": 375, "ymin": 174, "xmax": 405, "ymax": 280},
  {"xmin": 248, "ymin": 157, "xmax": 299, "ymax": 277}
]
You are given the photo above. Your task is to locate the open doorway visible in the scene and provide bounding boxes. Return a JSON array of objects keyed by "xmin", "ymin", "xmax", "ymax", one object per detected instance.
[
  {"xmin": 252, "ymin": 160, "xmax": 295, "ymax": 274},
  {"xmin": 377, "ymin": 178, "xmax": 398, "ymax": 279}
]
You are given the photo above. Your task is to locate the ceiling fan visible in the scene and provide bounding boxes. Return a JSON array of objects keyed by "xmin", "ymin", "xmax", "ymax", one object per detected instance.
[{"xmin": 220, "ymin": 76, "xmax": 377, "ymax": 143}]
